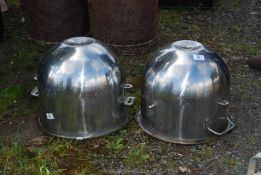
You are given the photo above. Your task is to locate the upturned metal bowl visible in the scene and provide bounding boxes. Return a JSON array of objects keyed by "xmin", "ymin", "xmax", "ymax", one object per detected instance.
[
  {"xmin": 137, "ymin": 40, "xmax": 234, "ymax": 144},
  {"xmin": 32, "ymin": 37, "xmax": 135, "ymax": 139}
]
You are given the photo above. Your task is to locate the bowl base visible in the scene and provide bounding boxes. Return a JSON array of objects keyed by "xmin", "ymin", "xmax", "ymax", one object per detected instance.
[{"xmin": 136, "ymin": 111, "xmax": 218, "ymax": 145}]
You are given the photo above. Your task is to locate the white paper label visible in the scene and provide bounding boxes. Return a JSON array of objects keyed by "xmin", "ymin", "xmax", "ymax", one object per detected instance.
[
  {"xmin": 46, "ymin": 113, "xmax": 55, "ymax": 120},
  {"xmin": 193, "ymin": 55, "xmax": 205, "ymax": 61}
]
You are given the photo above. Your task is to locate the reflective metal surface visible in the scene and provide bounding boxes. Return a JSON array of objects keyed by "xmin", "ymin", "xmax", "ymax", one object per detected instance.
[
  {"xmin": 137, "ymin": 40, "xmax": 234, "ymax": 144},
  {"xmin": 37, "ymin": 37, "xmax": 134, "ymax": 139}
]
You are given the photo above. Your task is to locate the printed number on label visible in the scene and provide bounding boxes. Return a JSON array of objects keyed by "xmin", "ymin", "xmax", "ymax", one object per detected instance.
[
  {"xmin": 193, "ymin": 55, "xmax": 205, "ymax": 61},
  {"xmin": 46, "ymin": 113, "xmax": 55, "ymax": 120}
]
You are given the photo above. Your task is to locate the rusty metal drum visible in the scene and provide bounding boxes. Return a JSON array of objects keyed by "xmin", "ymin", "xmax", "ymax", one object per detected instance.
[
  {"xmin": 89, "ymin": 0, "xmax": 159, "ymax": 55},
  {"xmin": 21, "ymin": 0, "xmax": 89, "ymax": 43}
]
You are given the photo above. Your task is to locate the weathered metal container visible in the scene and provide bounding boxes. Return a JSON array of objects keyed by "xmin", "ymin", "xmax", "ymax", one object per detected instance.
[
  {"xmin": 0, "ymin": 12, "xmax": 3, "ymax": 41},
  {"xmin": 21, "ymin": 0, "xmax": 89, "ymax": 43},
  {"xmin": 89, "ymin": 0, "xmax": 159, "ymax": 55},
  {"xmin": 159, "ymin": 0, "xmax": 213, "ymax": 9}
]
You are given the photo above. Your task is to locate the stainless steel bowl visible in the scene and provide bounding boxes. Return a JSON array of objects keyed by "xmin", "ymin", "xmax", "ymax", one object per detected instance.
[
  {"xmin": 32, "ymin": 37, "xmax": 135, "ymax": 139},
  {"xmin": 137, "ymin": 40, "xmax": 234, "ymax": 144}
]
